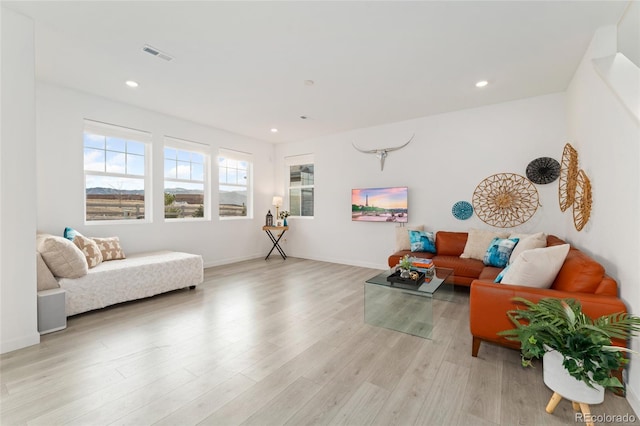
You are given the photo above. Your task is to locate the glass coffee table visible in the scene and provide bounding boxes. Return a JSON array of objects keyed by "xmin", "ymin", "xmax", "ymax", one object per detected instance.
[{"xmin": 364, "ymin": 267, "xmax": 455, "ymax": 339}]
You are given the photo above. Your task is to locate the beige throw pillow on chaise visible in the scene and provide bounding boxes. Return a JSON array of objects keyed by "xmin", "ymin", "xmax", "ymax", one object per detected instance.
[
  {"xmin": 73, "ymin": 235, "xmax": 103, "ymax": 268},
  {"xmin": 36, "ymin": 234, "xmax": 88, "ymax": 278}
]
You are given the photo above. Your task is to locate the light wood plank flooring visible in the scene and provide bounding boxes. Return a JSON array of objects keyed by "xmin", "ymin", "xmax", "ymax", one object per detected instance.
[{"xmin": 1, "ymin": 258, "xmax": 638, "ymax": 425}]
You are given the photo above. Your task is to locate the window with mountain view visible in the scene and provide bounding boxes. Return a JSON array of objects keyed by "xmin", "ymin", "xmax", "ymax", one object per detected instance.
[
  {"xmin": 218, "ymin": 149, "xmax": 252, "ymax": 218},
  {"xmin": 83, "ymin": 120, "xmax": 151, "ymax": 222},
  {"xmin": 164, "ymin": 138, "xmax": 209, "ymax": 220}
]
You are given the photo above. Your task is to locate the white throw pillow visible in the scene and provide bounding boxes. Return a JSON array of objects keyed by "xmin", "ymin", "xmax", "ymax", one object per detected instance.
[
  {"xmin": 395, "ymin": 225, "xmax": 424, "ymax": 252},
  {"xmin": 36, "ymin": 252, "xmax": 60, "ymax": 291},
  {"xmin": 460, "ymin": 229, "xmax": 508, "ymax": 260},
  {"xmin": 508, "ymin": 232, "xmax": 547, "ymax": 264},
  {"xmin": 36, "ymin": 234, "xmax": 88, "ymax": 278},
  {"xmin": 500, "ymin": 244, "xmax": 570, "ymax": 288}
]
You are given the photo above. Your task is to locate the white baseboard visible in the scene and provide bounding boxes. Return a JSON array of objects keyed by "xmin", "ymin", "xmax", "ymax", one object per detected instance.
[
  {"xmin": 628, "ymin": 385, "xmax": 640, "ymax": 418},
  {"xmin": 0, "ymin": 332, "xmax": 40, "ymax": 354}
]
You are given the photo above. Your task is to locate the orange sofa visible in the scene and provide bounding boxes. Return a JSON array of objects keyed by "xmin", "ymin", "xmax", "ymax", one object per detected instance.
[
  {"xmin": 388, "ymin": 232, "xmax": 627, "ymax": 356},
  {"xmin": 388, "ymin": 231, "xmax": 491, "ymax": 286},
  {"xmin": 470, "ymin": 235, "xmax": 625, "ymax": 357}
]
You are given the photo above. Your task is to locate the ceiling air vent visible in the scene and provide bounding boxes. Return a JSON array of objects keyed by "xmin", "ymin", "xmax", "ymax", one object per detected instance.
[{"xmin": 142, "ymin": 44, "xmax": 173, "ymax": 62}]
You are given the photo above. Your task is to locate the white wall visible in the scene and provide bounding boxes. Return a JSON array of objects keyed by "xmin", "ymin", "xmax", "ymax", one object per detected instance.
[
  {"xmin": 274, "ymin": 93, "xmax": 568, "ymax": 269},
  {"xmin": 566, "ymin": 25, "xmax": 640, "ymax": 414},
  {"xmin": 36, "ymin": 83, "xmax": 276, "ymax": 267},
  {"xmin": 1, "ymin": 8, "xmax": 40, "ymax": 353}
]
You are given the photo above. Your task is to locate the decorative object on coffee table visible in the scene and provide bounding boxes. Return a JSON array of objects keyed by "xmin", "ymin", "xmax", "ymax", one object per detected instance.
[
  {"xmin": 472, "ymin": 173, "xmax": 539, "ymax": 228},
  {"xmin": 526, "ymin": 157, "xmax": 560, "ymax": 184},
  {"xmin": 386, "ymin": 269, "xmax": 426, "ymax": 287},
  {"xmin": 451, "ymin": 201, "xmax": 473, "ymax": 220},
  {"xmin": 559, "ymin": 143, "xmax": 579, "ymax": 212},
  {"xmin": 573, "ymin": 169, "xmax": 592, "ymax": 231},
  {"xmin": 398, "ymin": 254, "xmax": 412, "ymax": 278}
]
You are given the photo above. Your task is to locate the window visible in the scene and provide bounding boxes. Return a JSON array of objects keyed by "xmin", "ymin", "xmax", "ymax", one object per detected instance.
[
  {"xmin": 164, "ymin": 137, "xmax": 210, "ymax": 220},
  {"xmin": 83, "ymin": 120, "xmax": 151, "ymax": 222},
  {"xmin": 218, "ymin": 149, "xmax": 253, "ymax": 218},
  {"xmin": 286, "ymin": 154, "xmax": 314, "ymax": 217}
]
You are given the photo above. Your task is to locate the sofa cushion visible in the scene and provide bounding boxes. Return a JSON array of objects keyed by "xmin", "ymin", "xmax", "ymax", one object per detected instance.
[
  {"xmin": 500, "ymin": 244, "xmax": 570, "ymax": 288},
  {"xmin": 552, "ymin": 249, "xmax": 605, "ymax": 293},
  {"xmin": 509, "ymin": 232, "xmax": 546, "ymax": 264},
  {"xmin": 432, "ymin": 256, "xmax": 484, "ymax": 279},
  {"xmin": 395, "ymin": 225, "xmax": 424, "ymax": 252},
  {"xmin": 36, "ymin": 252, "xmax": 60, "ymax": 291},
  {"xmin": 409, "ymin": 230, "xmax": 436, "ymax": 253},
  {"xmin": 478, "ymin": 266, "xmax": 502, "ymax": 282},
  {"xmin": 483, "ymin": 237, "xmax": 519, "ymax": 268},
  {"xmin": 92, "ymin": 237, "xmax": 126, "ymax": 261},
  {"xmin": 36, "ymin": 234, "xmax": 88, "ymax": 279},
  {"xmin": 460, "ymin": 229, "xmax": 508, "ymax": 260},
  {"xmin": 435, "ymin": 231, "xmax": 468, "ymax": 256},
  {"xmin": 73, "ymin": 235, "xmax": 103, "ymax": 268}
]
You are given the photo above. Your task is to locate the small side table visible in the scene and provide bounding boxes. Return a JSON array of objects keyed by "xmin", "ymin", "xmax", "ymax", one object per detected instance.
[{"xmin": 263, "ymin": 226, "xmax": 288, "ymax": 260}]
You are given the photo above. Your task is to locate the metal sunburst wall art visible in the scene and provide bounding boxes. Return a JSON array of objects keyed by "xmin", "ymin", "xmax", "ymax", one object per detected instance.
[
  {"xmin": 558, "ymin": 143, "xmax": 579, "ymax": 212},
  {"xmin": 573, "ymin": 169, "xmax": 592, "ymax": 231},
  {"xmin": 526, "ymin": 157, "xmax": 560, "ymax": 184},
  {"xmin": 472, "ymin": 173, "xmax": 540, "ymax": 228}
]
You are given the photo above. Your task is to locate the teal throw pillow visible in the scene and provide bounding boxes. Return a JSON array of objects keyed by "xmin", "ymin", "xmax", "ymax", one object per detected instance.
[
  {"xmin": 484, "ymin": 237, "xmax": 519, "ymax": 268},
  {"xmin": 494, "ymin": 264, "xmax": 511, "ymax": 283},
  {"xmin": 63, "ymin": 227, "xmax": 81, "ymax": 241},
  {"xmin": 409, "ymin": 230, "xmax": 436, "ymax": 253}
]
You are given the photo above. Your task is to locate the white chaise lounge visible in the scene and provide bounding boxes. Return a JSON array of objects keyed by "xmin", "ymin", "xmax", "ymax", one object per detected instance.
[
  {"xmin": 36, "ymin": 234, "xmax": 203, "ymax": 324},
  {"xmin": 58, "ymin": 250, "xmax": 203, "ymax": 316}
]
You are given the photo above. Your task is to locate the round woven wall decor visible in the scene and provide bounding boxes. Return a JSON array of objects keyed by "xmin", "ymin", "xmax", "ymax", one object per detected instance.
[
  {"xmin": 452, "ymin": 201, "xmax": 473, "ymax": 220},
  {"xmin": 472, "ymin": 173, "xmax": 540, "ymax": 228},
  {"xmin": 526, "ymin": 157, "xmax": 560, "ymax": 184},
  {"xmin": 572, "ymin": 169, "xmax": 592, "ymax": 231},
  {"xmin": 558, "ymin": 143, "xmax": 579, "ymax": 212}
]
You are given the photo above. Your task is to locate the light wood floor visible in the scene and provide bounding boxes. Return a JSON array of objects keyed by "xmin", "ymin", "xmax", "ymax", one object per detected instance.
[{"xmin": 1, "ymin": 258, "xmax": 638, "ymax": 425}]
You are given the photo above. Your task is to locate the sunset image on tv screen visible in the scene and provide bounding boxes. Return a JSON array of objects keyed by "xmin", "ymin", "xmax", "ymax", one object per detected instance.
[{"xmin": 351, "ymin": 187, "xmax": 407, "ymax": 222}]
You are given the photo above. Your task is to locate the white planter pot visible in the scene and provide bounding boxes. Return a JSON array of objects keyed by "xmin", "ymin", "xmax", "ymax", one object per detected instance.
[{"xmin": 543, "ymin": 349, "xmax": 604, "ymax": 404}]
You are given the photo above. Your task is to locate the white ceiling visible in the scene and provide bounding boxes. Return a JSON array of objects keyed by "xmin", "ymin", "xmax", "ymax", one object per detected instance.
[{"xmin": 5, "ymin": 1, "xmax": 629, "ymax": 143}]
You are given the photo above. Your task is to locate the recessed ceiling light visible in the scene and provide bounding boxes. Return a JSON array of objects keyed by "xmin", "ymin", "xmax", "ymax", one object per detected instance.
[
  {"xmin": 125, "ymin": 80, "xmax": 139, "ymax": 88},
  {"xmin": 270, "ymin": 128, "xmax": 278, "ymax": 133},
  {"xmin": 475, "ymin": 80, "xmax": 489, "ymax": 88}
]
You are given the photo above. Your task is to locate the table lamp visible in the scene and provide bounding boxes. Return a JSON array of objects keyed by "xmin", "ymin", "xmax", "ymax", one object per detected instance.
[{"xmin": 272, "ymin": 196, "xmax": 283, "ymax": 219}]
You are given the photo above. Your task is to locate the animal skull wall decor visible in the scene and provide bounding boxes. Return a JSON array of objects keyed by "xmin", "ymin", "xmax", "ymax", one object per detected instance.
[{"xmin": 352, "ymin": 134, "xmax": 414, "ymax": 171}]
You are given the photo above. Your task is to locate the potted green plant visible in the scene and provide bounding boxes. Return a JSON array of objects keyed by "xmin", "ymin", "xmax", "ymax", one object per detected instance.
[
  {"xmin": 498, "ymin": 297, "xmax": 640, "ymax": 397},
  {"xmin": 397, "ymin": 254, "xmax": 412, "ymax": 278}
]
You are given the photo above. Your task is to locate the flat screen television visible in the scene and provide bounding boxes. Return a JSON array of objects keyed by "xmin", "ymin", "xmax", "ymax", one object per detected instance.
[{"xmin": 351, "ymin": 186, "xmax": 408, "ymax": 222}]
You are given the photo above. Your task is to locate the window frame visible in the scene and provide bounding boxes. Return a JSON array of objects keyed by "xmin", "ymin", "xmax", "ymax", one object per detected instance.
[
  {"xmin": 163, "ymin": 136, "xmax": 211, "ymax": 222},
  {"xmin": 218, "ymin": 148, "xmax": 253, "ymax": 220},
  {"xmin": 285, "ymin": 154, "xmax": 315, "ymax": 218},
  {"xmin": 83, "ymin": 119, "xmax": 152, "ymax": 225}
]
